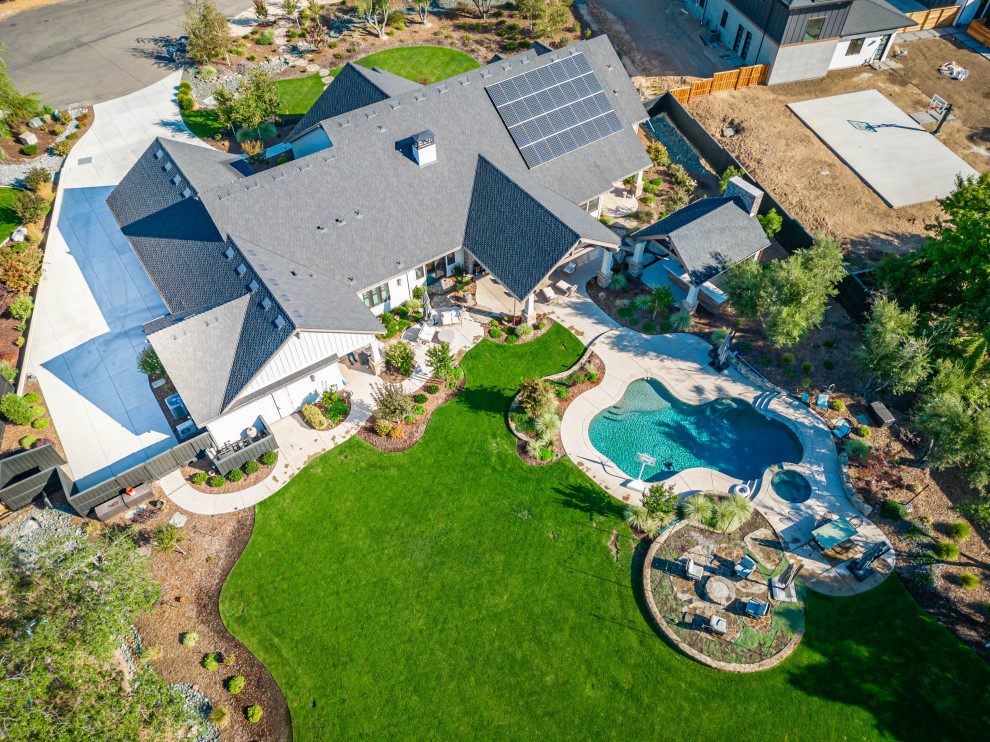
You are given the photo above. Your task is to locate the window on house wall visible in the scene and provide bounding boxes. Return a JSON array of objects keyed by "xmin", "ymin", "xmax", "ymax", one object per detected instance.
[
  {"xmin": 415, "ymin": 265, "xmax": 425, "ymax": 279},
  {"xmin": 732, "ymin": 25, "xmax": 744, "ymax": 52},
  {"xmin": 804, "ymin": 16, "xmax": 826, "ymax": 42},
  {"xmin": 741, "ymin": 30, "xmax": 752, "ymax": 59},
  {"xmin": 720, "ymin": 10, "xmax": 728, "ymax": 28},
  {"xmin": 362, "ymin": 283, "xmax": 390, "ymax": 308},
  {"xmin": 580, "ymin": 197, "xmax": 601, "ymax": 214},
  {"xmin": 846, "ymin": 38, "xmax": 865, "ymax": 56}
]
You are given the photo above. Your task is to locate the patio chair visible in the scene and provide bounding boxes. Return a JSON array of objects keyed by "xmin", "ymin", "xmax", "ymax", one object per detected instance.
[
  {"xmin": 555, "ymin": 279, "xmax": 577, "ymax": 296},
  {"xmin": 540, "ymin": 286, "xmax": 558, "ymax": 304},
  {"xmin": 685, "ymin": 558, "xmax": 704, "ymax": 581},
  {"xmin": 829, "ymin": 418, "xmax": 852, "ymax": 439},
  {"xmin": 816, "ymin": 384, "xmax": 835, "ymax": 410},
  {"xmin": 439, "ymin": 308, "xmax": 461, "ymax": 326},
  {"xmin": 734, "ymin": 556, "xmax": 757, "ymax": 580},
  {"xmin": 417, "ymin": 324, "xmax": 437, "ymax": 345},
  {"xmin": 562, "ymin": 261, "xmax": 577, "ymax": 275},
  {"xmin": 708, "ymin": 615, "xmax": 728, "ymax": 635},
  {"xmin": 745, "ymin": 599, "xmax": 770, "ymax": 619}
]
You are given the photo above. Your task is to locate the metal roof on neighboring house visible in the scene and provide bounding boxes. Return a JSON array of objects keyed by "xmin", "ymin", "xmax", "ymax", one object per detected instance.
[
  {"xmin": 841, "ymin": 0, "xmax": 912, "ymax": 36},
  {"xmin": 107, "ymin": 36, "xmax": 650, "ymax": 424},
  {"xmin": 634, "ymin": 196, "xmax": 770, "ymax": 285}
]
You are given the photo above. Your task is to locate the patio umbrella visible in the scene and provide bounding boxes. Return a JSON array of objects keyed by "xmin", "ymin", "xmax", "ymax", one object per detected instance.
[{"xmin": 422, "ymin": 289, "xmax": 434, "ymax": 325}]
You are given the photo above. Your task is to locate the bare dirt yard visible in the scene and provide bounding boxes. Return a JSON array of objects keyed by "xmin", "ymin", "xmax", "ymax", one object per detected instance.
[{"xmin": 641, "ymin": 35, "xmax": 990, "ymax": 264}]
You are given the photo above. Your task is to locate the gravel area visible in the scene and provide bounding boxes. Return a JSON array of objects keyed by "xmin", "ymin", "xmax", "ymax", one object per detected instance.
[{"xmin": 0, "ymin": 112, "xmax": 82, "ymax": 188}]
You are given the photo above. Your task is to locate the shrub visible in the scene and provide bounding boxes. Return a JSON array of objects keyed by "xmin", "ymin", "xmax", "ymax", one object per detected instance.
[
  {"xmin": 599, "ymin": 216, "xmax": 615, "ymax": 226},
  {"xmin": 555, "ymin": 386, "xmax": 568, "ymax": 400},
  {"xmin": 536, "ymin": 320, "xmax": 547, "ymax": 330},
  {"xmin": 882, "ymin": 499, "xmax": 907, "ymax": 520},
  {"xmin": 13, "ymin": 338, "xmax": 24, "ymax": 347},
  {"xmin": 9, "ymin": 294, "xmax": 33, "ymax": 320},
  {"xmin": 670, "ymin": 309, "xmax": 693, "ymax": 331},
  {"xmin": 181, "ymin": 632, "xmax": 198, "ymax": 646},
  {"xmin": 22, "ymin": 392, "xmax": 38, "ymax": 404},
  {"xmin": 192, "ymin": 472, "xmax": 208, "ymax": 485},
  {"xmin": 19, "ymin": 435, "xmax": 35, "ymax": 448},
  {"xmin": 831, "ymin": 399, "xmax": 844, "ymax": 410},
  {"xmin": 178, "ymin": 80, "xmax": 192, "ymax": 93},
  {"xmin": 858, "ymin": 426, "xmax": 871, "ymax": 437},
  {"xmin": 516, "ymin": 322, "xmax": 533, "ymax": 339},
  {"xmin": 518, "ymin": 378, "xmax": 557, "ymax": 417},
  {"xmin": 13, "ymin": 190, "xmax": 49, "ymax": 223},
  {"xmin": 52, "ymin": 139, "xmax": 73, "ymax": 157},
  {"xmin": 385, "ymin": 340, "xmax": 415, "ymax": 376},
  {"xmin": 387, "ymin": 425, "xmax": 405, "ymax": 438},
  {"xmin": 21, "ymin": 144, "xmax": 38, "ymax": 156},
  {"xmin": 136, "ymin": 346, "xmax": 166, "ymax": 376},
  {"xmin": 177, "ymin": 95, "xmax": 195, "ymax": 111},
  {"xmin": 823, "ymin": 359, "xmax": 835, "ymax": 371},
  {"xmin": 244, "ymin": 460, "xmax": 260, "ymax": 475},
  {"xmin": 932, "ymin": 541, "xmax": 959, "ymax": 560},
  {"xmin": 247, "ymin": 705, "xmax": 263, "ymax": 723},
  {"xmin": 947, "ymin": 521, "xmax": 970, "ymax": 541},
  {"xmin": 781, "ymin": 353, "xmax": 795, "ymax": 365},
  {"xmin": 202, "ymin": 653, "xmax": 220, "ymax": 670},
  {"xmin": 960, "ymin": 573, "xmax": 979, "ymax": 589},
  {"xmin": 845, "ymin": 438, "xmax": 871, "ymax": 459},
  {"xmin": 504, "ymin": 334, "xmax": 518, "ymax": 344},
  {"xmin": 209, "ymin": 475, "xmax": 225, "ymax": 488},
  {"xmin": 643, "ymin": 182, "xmax": 659, "ymax": 195},
  {"xmin": 200, "ymin": 65, "xmax": 217, "ymax": 79},
  {"xmin": 139, "ymin": 645, "xmax": 162, "ymax": 661},
  {"xmin": 801, "ymin": 362, "xmax": 812, "ymax": 373},
  {"xmin": 24, "ymin": 167, "xmax": 51, "ymax": 192},
  {"xmin": 413, "ymin": 404, "xmax": 425, "ymax": 416},
  {"xmin": 801, "ymin": 377, "xmax": 811, "ymax": 388},
  {"xmin": 503, "ymin": 41, "xmax": 517, "ymax": 51},
  {"xmin": 301, "ymin": 402, "xmax": 329, "ymax": 430},
  {"xmin": 0, "ymin": 360, "xmax": 15, "ymax": 382},
  {"xmin": 227, "ymin": 675, "xmax": 246, "ymax": 694},
  {"xmin": 640, "ymin": 195, "xmax": 655, "ymax": 205},
  {"xmin": 260, "ymin": 450, "xmax": 277, "ymax": 466},
  {"xmin": 227, "ymin": 468, "xmax": 245, "ymax": 483},
  {"xmin": 257, "ymin": 30, "xmax": 274, "ymax": 44},
  {"xmin": 489, "ymin": 327, "xmax": 503, "ymax": 339},
  {"xmin": 646, "ymin": 140, "xmax": 669, "ymax": 167},
  {"xmin": 642, "ymin": 322, "xmax": 656, "ymax": 334},
  {"xmin": 31, "ymin": 418, "xmax": 48, "ymax": 429},
  {"xmin": 1, "ymin": 394, "xmax": 33, "ymax": 425},
  {"xmin": 413, "ymin": 393, "xmax": 428, "ymax": 404},
  {"xmin": 208, "ymin": 706, "xmax": 228, "ymax": 727},
  {"xmin": 374, "ymin": 419, "xmax": 392, "ymax": 437},
  {"xmin": 426, "ymin": 383, "xmax": 440, "ymax": 394}
]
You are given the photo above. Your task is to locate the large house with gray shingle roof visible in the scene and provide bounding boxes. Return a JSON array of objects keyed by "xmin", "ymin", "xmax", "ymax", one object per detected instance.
[{"xmin": 107, "ymin": 36, "xmax": 650, "ymax": 446}]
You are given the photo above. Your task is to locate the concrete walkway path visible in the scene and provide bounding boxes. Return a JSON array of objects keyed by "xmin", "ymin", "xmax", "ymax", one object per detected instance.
[{"xmin": 548, "ymin": 261, "xmax": 892, "ymax": 596}]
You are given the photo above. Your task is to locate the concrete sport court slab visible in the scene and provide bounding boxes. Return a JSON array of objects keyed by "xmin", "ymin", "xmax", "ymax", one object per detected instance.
[{"xmin": 787, "ymin": 89, "xmax": 979, "ymax": 209}]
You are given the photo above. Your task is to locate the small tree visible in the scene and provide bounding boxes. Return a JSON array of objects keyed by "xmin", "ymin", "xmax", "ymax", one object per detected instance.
[
  {"xmin": 371, "ymin": 382, "xmax": 413, "ymax": 423},
  {"xmin": 137, "ymin": 346, "xmax": 166, "ymax": 377},
  {"xmin": 425, "ymin": 341, "xmax": 456, "ymax": 382},
  {"xmin": 857, "ymin": 297, "xmax": 932, "ymax": 394},
  {"xmin": 183, "ymin": 0, "xmax": 231, "ymax": 65},
  {"xmin": 152, "ymin": 523, "xmax": 184, "ymax": 552},
  {"xmin": 13, "ymin": 190, "xmax": 49, "ymax": 223},
  {"xmin": 356, "ymin": 0, "xmax": 393, "ymax": 39},
  {"xmin": 470, "ymin": 0, "xmax": 494, "ymax": 20},
  {"xmin": 282, "ymin": 0, "xmax": 300, "ymax": 25},
  {"xmin": 24, "ymin": 167, "xmax": 51, "ymax": 192},
  {"xmin": 0, "ymin": 393, "xmax": 32, "ymax": 424},
  {"xmin": 517, "ymin": 378, "xmax": 557, "ymax": 418},
  {"xmin": 757, "ymin": 208, "xmax": 782, "ymax": 239},
  {"xmin": 385, "ymin": 340, "xmax": 415, "ymax": 376},
  {"xmin": 719, "ymin": 165, "xmax": 745, "ymax": 194},
  {"xmin": 642, "ymin": 481, "xmax": 678, "ymax": 522},
  {"xmin": 646, "ymin": 140, "xmax": 670, "ymax": 167},
  {"xmin": 253, "ymin": 0, "xmax": 269, "ymax": 20},
  {"xmin": 214, "ymin": 66, "xmax": 282, "ymax": 132},
  {"xmin": 650, "ymin": 284, "xmax": 675, "ymax": 319},
  {"xmin": 414, "ymin": 0, "xmax": 430, "ymax": 23}
]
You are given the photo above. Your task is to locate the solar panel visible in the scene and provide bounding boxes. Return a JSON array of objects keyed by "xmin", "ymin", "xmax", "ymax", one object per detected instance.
[{"xmin": 486, "ymin": 52, "xmax": 623, "ymax": 168}]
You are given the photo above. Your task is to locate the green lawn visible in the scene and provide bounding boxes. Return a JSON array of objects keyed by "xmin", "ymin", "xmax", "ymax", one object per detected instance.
[
  {"xmin": 182, "ymin": 47, "xmax": 477, "ymax": 138},
  {"xmin": 0, "ymin": 188, "xmax": 23, "ymax": 242},
  {"xmin": 221, "ymin": 324, "xmax": 990, "ymax": 742}
]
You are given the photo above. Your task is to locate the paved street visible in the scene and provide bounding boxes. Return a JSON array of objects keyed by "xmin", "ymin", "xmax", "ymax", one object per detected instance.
[{"xmin": 0, "ymin": 0, "xmax": 250, "ymax": 108}]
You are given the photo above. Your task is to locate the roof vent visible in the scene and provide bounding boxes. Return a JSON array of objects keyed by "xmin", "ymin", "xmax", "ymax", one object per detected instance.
[
  {"xmin": 317, "ymin": 225, "xmax": 326, "ymax": 231},
  {"xmin": 223, "ymin": 246, "xmax": 235, "ymax": 259},
  {"xmin": 412, "ymin": 130, "xmax": 436, "ymax": 168},
  {"xmin": 437, "ymin": 84, "xmax": 449, "ymax": 94},
  {"xmin": 248, "ymin": 279, "xmax": 259, "ymax": 291},
  {"xmin": 260, "ymin": 297, "xmax": 272, "ymax": 310},
  {"xmin": 481, "ymin": 69, "xmax": 492, "ymax": 78},
  {"xmin": 521, "ymin": 58, "xmax": 531, "ymax": 65},
  {"xmin": 273, "ymin": 315, "xmax": 286, "ymax": 329},
  {"xmin": 235, "ymin": 263, "xmax": 247, "ymax": 276},
  {"xmin": 289, "ymin": 270, "xmax": 297, "ymax": 276},
  {"xmin": 298, "ymin": 161, "xmax": 311, "ymax": 171},
  {"xmin": 414, "ymin": 93, "xmax": 426, "ymax": 102},
  {"xmin": 348, "ymin": 277, "xmax": 356, "ymax": 286},
  {"xmin": 163, "ymin": 161, "xmax": 173, "ymax": 172},
  {"xmin": 280, "ymin": 293, "xmax": 290, "ymax": 302},
  {"xmin": 501, "ymin": 64, "xmax": 512, "ymax": 71},
  {"xmin": 181, "ymin": 187, "xmax": 192, "ymax": 198},
  {"xmin": 354, "ymin": 210, "xmax": 363, "ymax": 219},
  {"xmin": 292, "ymin": 310, "xmax": 303, "ymax": 319},
  {"xmin": 365, "ymin": 110, "xmax": 377, "ymax": 119},
  {"xmin": 390, "ymin": 101, "xmax": 402, "ymax": 109},
  {"xmin": 272, "ymin": 170, "xmax": 285, "ymax": 180},
  {"xmin": 171, "ymin": 174, "xmax": 181, "ymax": 185},
  {"xmin": 246, "ymin": 181, "xmax": 260, "ymax": 190},
  {"xmin": 323, "ymin": 152, "xmax": 336, "ymax": 162},
  {"xmin": 459, "ymin": 76, "xmax": 470, "ymax": 85},
  {"xmin": 154, "ymin": 148, "xmax": 164, "ymax": 159},
  {"xmin": 339, "ymin": 117, "xmax": 351, "ymax": 128},
  {"xmin": 335, "ymin": 217, "xmax": 346, "ymax": 226},
  {"xmin": 377, "ymin": 125, "xmax": 386, "ymax": 134},
  {"xmin": 218, "ymin": 190, "xmax": 231, "ymax": 200}
]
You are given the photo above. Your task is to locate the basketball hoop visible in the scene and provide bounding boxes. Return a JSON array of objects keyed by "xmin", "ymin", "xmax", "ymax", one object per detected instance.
[{"xmin": 928, "ymin": 94, "xmax": 948, "ymax": 117}]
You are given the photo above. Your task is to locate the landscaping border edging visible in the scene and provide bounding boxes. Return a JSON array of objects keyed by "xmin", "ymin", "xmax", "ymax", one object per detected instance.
[
  {"xmin": 641, "ymin": 519, "xmax": 804, "ymax": 673},
  {"xmin": 838, "ymin": 451, "xmax": 873, "ymax": 517}
]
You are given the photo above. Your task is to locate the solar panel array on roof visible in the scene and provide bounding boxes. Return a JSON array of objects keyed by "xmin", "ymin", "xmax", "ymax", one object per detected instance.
[{"xmin": 486, "ymin": 52, "xmax": 623, "ymax": 168}]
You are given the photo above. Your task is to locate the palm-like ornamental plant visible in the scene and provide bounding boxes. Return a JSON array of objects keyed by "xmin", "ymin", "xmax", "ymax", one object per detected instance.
[
  {"xmin": 679, "ymin": 493, "xmax": 714, "ymax": 524},
  {"xmin": 713, "ymin": 493, "xmax": 753, "ymax": 533},
  {"xmin": 534, "ymin": 411, "xmax": 561, "ymax": 439}
]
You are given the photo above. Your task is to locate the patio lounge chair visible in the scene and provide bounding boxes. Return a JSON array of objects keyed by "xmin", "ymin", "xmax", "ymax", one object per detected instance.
[
  {"xmin": 829, "ymin": 418, "xmax": 852, "ymax": 439},
  {"xmin": 555, "ymin": 279, "xmax": 577, "ymax": 296},
  {"xmin": 540, "ymin": 286, "xmax": 558, "ymax": 304},
  {"xmin": 745, "ymin": 599, "xmax": 770, "ymax": 618},
  {"xmin": 562, "ymin": 261, "xmax": 577, "ymax": 274},
  {"xmin": 439, "ymin": 308, "xmax": 461, "ymax": 326},
  {"xmin": 734, "ymin": 556, "xmax": 757, "ymax": 580},
  {"xmin": 417, "ymin": 324, "xmax": 437, "ymax": 345},
  {"xmin": 770, "ymin": 578, "xmax": 797, "ymax": 603},
  {"xmin": 685, "ymin": 558, "xmax": 704, "ymax": 581},
  {"xmin": 708, "ymin": 615, "xmax": 728, "ymax": 635},
  {"xmin": 816, "ymin": 384, "xmax": 835, "ymax": 410}
]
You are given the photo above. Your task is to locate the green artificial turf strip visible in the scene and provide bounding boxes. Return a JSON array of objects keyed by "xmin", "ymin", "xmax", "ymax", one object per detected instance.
[
  {"xmin": 0, "ymin": 189, "xmax": 23, "ymax": 243},
  {"xmin": 354, "ymin": 45, "xmax": 480, "ymax": 84},
  {"xmin": 221, "ymin": 324, "xmax": 990, "ymax": 742}
]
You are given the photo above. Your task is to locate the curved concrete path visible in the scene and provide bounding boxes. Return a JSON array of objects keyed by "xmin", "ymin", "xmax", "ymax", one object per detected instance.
[{"xmin": 549, "ymin": 260, "xmax": 893, "ymax": 596}]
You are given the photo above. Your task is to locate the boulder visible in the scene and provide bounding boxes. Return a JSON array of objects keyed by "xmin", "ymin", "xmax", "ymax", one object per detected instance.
[
  {"xmin": 18, "ymin": 132, "xmax": 38, "ymax": 146},
  {"xmin": 27, "ymin": 117, "xmax": 44, "ymax": 128}
]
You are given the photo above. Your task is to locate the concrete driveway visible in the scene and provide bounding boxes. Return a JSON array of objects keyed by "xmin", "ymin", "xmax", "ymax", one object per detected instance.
[
  {"xmin": 26, "ymin": 71, "xmax": 198, "ymax": 490},
  {"xmin": 592, "ymin": 0, "xmax": 729, "ymax": 77},
  {"xmin": 0, "ymin": 0, "xmax": 250, "ymax": 108}
]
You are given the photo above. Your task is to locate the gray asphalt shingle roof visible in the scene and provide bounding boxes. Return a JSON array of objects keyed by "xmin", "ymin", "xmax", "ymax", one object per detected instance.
[
  {"xmin": 634, "ymin": 196, "xmax": 770, "ymax": 285},
  {"xmin": 841, "ymin": 0, "xmax": 911, "ymax": 36}
]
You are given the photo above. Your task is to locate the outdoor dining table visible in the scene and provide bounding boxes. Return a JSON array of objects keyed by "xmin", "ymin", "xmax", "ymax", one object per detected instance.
[
  {"xmin": 811, "ymin": 516, "xmax": 858, "ymax": 551},
  {"xmin": 437, "ymin": 328, "xmax": 456, "ymax": 344}
]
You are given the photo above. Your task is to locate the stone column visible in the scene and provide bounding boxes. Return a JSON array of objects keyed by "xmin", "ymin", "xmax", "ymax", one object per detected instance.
[
  {"xmin": 634, "ymin": 169, "xmax": 644, "ymax": 197},
  {"xmin": 596, "ymin": 249, "xmax": 614, "ymax": 288},
  {"xmin": 522, "ymin": 293, "xmax": 536, "ymax": 323},
  {"xmin": 464, "ymin": 251, "xmax": 476, "ymax": 275},
  {"xmin": 682, "ymin": 284, "xmax": 700, "ymax": 314},
  {"xmin": 628, "ymin": 241, "xmax": 647, "ymax": 278},
  {"xmin": 368, "ymin": 339, "xmax": 384, "ymax": 376}
]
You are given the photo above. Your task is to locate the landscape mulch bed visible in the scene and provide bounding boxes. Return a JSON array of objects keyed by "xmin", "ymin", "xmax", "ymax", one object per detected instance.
[
  {"xmin": 483, "ymin": 314, "xmax": 557, "ymax": 344},
  {"xmin": 357, "ymin": 372, "xmax": 465, "ymax": 452},
  {"xmin": 118, "ymin": 504, "xmax": 291, "ymax": 742},
  {"xmin": 0, "ymin": 128, "xmax": 60, "ymax": 162},
  {"xmin": 0, "ymin": 379, "xmax": 65, "ymax": 460},
  {"xmin": 514, "ymin": 352, "xmax": 605, "ymax": 465},
  {"xmin": 180, "ymin": 457, "xmax": 277, "ymax": 495}
]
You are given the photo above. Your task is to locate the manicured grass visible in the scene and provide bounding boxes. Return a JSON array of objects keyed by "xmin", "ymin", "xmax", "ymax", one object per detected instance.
[
  {"xmin": 354, "ymin": 45, "xmax": 480, "ymax": 84},
  {"xmin": 0, "ymin": 188, "xmax": 23, "ymax": 243},
  {"xmin": 275, "ymin": 73, "xmax": 334, "ymax": 117},
  {"xmin": 180, "ymin": 108, "xmax": 225, "ymax": 140},
  {"xmin": 221, "ymin": 324, "xmax": 990, "ymax": 742}
]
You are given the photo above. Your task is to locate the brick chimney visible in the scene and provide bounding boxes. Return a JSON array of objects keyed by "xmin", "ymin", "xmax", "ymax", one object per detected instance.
[{"xmin": 724, "ymin": 176, "xmax": 763, "ymax": 217}]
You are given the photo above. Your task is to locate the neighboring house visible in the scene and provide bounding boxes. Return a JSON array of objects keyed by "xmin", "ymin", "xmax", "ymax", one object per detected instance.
[
  {"xmin": 630, "ymin": 177, "xmax": 770, "ymax": 314},
  {"xmin": 107, "ymin": 36, "xmax": 650, "ymax": 447},
  {"xmin": 688, "ymin": 0, "xmax": 912, "ymax": 83}
]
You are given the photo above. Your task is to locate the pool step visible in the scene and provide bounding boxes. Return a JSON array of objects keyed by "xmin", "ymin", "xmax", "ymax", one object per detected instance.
[{"xmin": 751, "ymin": 392, "xmax": 780, "ymax": 413}]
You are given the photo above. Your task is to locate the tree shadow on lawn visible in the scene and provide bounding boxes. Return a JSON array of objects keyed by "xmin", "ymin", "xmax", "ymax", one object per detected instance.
[
  {"xmin": 783, "ymin": 576, "xmax": 990, "ymax": 741},
  {"xmin": 554, "ymin": 482, "xmax": 625, "ymax": 520},
  {"xmin": 456, "ymin": 384, "xmax": 513, "ymax": 416}
]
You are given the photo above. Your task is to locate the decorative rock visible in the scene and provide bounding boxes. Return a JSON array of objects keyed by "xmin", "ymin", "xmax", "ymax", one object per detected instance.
[
  {"xmin": 295, "ymin": 41, "xmax": 315, "ymax": 53},
  {"xmin": 136, "ymin": 546, "xmax": 152, "ymax": 557},
  {"xmin": 23, "ymin": 518, "xmax": 40, "ymax": 534},
  {"xmin": 18, "ymin": 132, "xmax": 38, "ymax": 146},
  {"xmin": 10, "ymin": 227, "xmax": 27, "ymax": 242},
  {"xmin": 305, "ymin": 63, "xmax": 319, "ymax": 72},
  {"xmin": 170, "ymin": 512, "xmax": 188, "ymax": 528},
  {"xmin": 27, "ymin": 117, "xmax": 44, "ymax": 128},
  {"xmin": 318, "ymin": 68, "xmax": 329, "ymax": 76}
]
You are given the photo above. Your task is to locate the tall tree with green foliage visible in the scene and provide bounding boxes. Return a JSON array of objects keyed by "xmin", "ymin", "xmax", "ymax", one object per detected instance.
[
  {"xmin": 213, "ymin": 66, "xmax": 282, "ymax": 132},
  {"xmin": 0, "ymin": 529, "xmax": 195, "ymax": 740},
  {"xmin": 356, "ymin": 0, "xmax": 393, "ymax": 39},
  {"xmin": 857, "ymin": 297, "xmax": 933, "ymax": 394},
  {"xmin": 0, "ymin": 42, "xmax": 40, "ymax": 128},
  {"xmin": 183, "ymin": 0, "xmax": 232, "ymax": 64},
  {"xmin": 723, "ymin": 232, "xmax": 845, "ymax": 347}
]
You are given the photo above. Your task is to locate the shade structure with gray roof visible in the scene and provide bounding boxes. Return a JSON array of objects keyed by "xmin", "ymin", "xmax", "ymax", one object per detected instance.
[{"xmin": 107, "ymin": 36, "xmax": 649, "ymax": 427}]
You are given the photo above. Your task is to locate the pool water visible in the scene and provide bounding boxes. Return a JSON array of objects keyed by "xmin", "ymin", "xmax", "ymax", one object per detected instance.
[
  {"xmin": 588, "ymin": 379, "xmax": 803, "ymax": 482},
  {"xmin": 771, "ymin": 469, "xmax": 812, "ymax": 503}
]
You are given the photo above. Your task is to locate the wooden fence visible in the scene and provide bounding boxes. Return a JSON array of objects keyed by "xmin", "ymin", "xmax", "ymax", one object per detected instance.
[
  {"xmin": 670, "ymin": 64, "xmax": 769, "ymax": 105},
  {"xmin": 899, "ymin": 5, "xmax": 960, "ymax": 31},
  {"xmin": 967, "ymin": 18, "xmax": 990, "ymax": 46}
]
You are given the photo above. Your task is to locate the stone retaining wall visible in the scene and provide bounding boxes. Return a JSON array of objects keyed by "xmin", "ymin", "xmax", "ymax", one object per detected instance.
[{"xmin": 838, "ymin": 452, "xmax": 873, "ymax": 516}]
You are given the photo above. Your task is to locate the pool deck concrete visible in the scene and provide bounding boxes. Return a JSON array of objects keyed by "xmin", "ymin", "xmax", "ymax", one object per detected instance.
[{"xmin": 546, "ymin": 261, "xmax": 892, "ymax": 596}]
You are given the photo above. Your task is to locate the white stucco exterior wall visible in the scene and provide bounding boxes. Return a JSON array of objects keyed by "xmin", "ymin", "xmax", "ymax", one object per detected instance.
[{"xmin": 828, "ymin": 35, "xmax": 887, "ymax": 69}]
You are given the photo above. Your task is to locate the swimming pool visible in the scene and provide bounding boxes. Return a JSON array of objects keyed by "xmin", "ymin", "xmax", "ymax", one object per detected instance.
[{"xmin": 588, "ymin": 379, "xmax": 803, "ymax": 482}]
